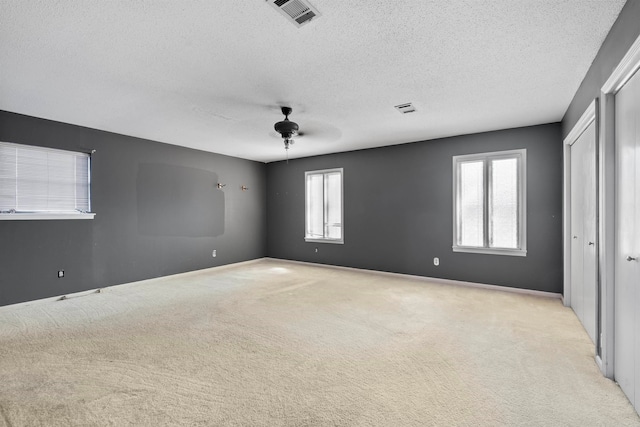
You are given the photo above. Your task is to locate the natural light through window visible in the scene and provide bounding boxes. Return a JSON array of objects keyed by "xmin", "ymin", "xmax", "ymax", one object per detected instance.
[
  {"xmin": 453, "ymin": 150, "xmax": 526, "ymax": 256},
  {"xmin": 0, "ymin": 141, "xmax": 94, "ymax": 220},
  {"xmin": 305, "ymin": 168, "xmax": 343, "ymax": 243},
  {"xmin": 459, "ymin": 160, "xmax": 484, "ymax": 247}
]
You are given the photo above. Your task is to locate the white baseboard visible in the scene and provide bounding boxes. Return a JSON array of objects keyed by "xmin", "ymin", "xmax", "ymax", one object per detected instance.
[
  {"xmin": 0, "ymin": 258, "xmax": 267, "ymax": 311},
  {"xmin": 2, "ymin": 256, "xmax": 561, "ymax": 311},
  {"xmin": 268, "ymin": 258, "xmax": 563, "ymax": 300}
]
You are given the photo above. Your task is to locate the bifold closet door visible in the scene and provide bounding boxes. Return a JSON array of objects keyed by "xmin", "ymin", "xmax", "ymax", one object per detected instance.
[
  {"xmin": 615, "ymin": 67, "xmax": 640, "ymax": 411},
  {"xmin": 570, "ymin": 120, "xmax": 597, "ymax": 343}
]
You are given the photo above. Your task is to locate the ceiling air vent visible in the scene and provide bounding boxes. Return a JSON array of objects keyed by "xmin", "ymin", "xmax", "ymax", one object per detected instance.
[
  {"xmin": 394, "ymin": 103, "xmax": 416, "ymax": 114},
  {"xmin": 268, "ymin": 0, "xmax": 321, "ymax": 27}
]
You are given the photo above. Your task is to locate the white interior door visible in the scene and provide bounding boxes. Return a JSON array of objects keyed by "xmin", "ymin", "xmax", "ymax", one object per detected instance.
[
  {"xmin": 614, "ymin": 67, "xmax": 640, "ymax": 411},
  {"xmin": 570, "ymin": 139, "xmax": 584, "ymax": 328},
  {"xmin": 570, "ymin": 120, "xmax": 597, "ymax": 343}
]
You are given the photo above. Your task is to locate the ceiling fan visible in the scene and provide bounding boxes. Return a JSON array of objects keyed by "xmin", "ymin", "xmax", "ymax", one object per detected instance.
[
  {"xmin": 273, "ymin": 106, "xmax": 301, "ymax": 152},
  {"xmin": 272, "ymin": 105, "xmax": 341, "ymax": 161}
]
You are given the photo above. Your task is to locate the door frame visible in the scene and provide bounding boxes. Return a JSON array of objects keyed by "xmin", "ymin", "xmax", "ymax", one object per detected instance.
[
  {"xmin": 563, "ymin": 100, "xmax": 598, "ymax": 349},
  {"xmin": 598, "ymin": 33, "xmax": 640, "ymax": 379}
]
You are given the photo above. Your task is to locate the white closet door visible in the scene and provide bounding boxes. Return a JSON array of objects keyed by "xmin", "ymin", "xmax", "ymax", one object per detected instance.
[
  {"xmin": 615, "ymin": 67, "xmax": 640, "ymax": 411},
  {"xmin": 570, "ymin": 137, "xmax": 585, "ymax": 330},
  {"xmin": 581, "ymin": 122, "xmax": 597, "ymax": 343},
  {"xmin": 570, "ymin": 121, "xmax": 597, "ymax": 343}
]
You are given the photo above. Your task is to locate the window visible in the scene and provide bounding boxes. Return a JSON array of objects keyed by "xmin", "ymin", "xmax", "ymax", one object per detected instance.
[
  {"xmin": 453, "ymin": 149, "xmax": 526, "ymax": 256},
  {"xmin": 0, "ymin": 141, "xmax": 94, "ymax": 220},
  {"xmin": 305, "ymin": 168, "xmax": 343, "ymax": 243}
]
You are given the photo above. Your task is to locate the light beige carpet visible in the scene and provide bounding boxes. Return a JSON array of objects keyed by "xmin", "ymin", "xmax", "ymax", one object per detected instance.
[{"xmin": 0, "ymin": 259, "xmax": 638, "ymax": 426}]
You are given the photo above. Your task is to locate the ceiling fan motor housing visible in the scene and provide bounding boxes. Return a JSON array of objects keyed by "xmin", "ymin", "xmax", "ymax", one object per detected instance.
[{"xmin": 274, "ymin": 106, "xmax": 299, "ymax": 139}]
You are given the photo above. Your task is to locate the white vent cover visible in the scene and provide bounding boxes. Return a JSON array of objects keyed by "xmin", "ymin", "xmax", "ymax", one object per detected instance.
[
  {"xmin": 268, "ymin": 0, "xmax": 321, "ymax": 27},
  {"xmin": 394, "ymin": 103, "xmax": 416, "ymax": 114}
]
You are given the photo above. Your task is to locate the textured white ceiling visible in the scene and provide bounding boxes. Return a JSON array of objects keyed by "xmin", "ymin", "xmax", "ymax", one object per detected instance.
[{"xmin": 0, "ymin": 0, "xmax": 626, "ymax": 162}]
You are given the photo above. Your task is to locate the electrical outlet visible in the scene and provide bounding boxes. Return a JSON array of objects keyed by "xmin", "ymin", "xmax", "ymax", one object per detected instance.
[
  {"xmin": 212, "ymin": 250, "xmax": 217, "ymax": 258},
  {"xmin": 433, "ymin": 257, "xmax": 439, "ymax": 266},
  {"xmin": 58, "ymin": 270, "xmax": 64, "ymax": 278}
]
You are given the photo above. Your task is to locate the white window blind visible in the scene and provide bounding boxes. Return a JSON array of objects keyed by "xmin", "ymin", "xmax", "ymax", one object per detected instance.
[
  {"xmin": 453, "ymin": 149, "xmax": 526, "ymax": 256},
  {"xmin": 305, "ymin": 168, "xmax": 343, "ymax": 243},
  {"xmin": 489, "ymin": 157, "xmax": 519, "ymax": 248},
  {"xmin": 458, "ymin": 160, "xmax": 485, "ymax": 247},
  {"xmin": 0, "ymin": 141, "xmax": 92, "ymax": 217}
]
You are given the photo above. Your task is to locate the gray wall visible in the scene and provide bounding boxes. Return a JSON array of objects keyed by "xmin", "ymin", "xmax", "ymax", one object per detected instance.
[
  {"xmin": 4, "ymin": 1, "xmax": 635, "ymax": 305},
  {"xmin": 562, "ymin": 0, "xmax": 640, "ymax": 136},
  {"xmin": 0, "ymin": 111, "xmax": 267, "ymax": 306},
  {"xmin": 267, "ymin": 123, "xmax": 563, "ymax": 293}
]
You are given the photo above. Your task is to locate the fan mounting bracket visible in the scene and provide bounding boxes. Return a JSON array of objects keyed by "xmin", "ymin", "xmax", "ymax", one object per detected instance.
[{"xmin": 281, "ymin": 106, "xmax": 292, "ymax": 117}]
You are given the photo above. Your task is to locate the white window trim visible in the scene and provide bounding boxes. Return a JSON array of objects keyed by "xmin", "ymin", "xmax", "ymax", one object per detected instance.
[
  {"xmin": 452, "ymin": 149, "xmax": 527, "ymax": 256},
  {"xmin": 304, "ymin": 167, "xmax": 344, "ymax": 244},
  {"xmin": 0, "ymin": 213, "xmax": 95, "ymax": 220}
]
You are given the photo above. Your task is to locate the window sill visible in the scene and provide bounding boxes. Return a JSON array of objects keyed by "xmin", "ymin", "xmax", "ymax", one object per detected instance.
[
  {"xmin": 0, "ymin": 213, "xmax": 96, "ymax": 220},
  {"xmin": 305, "ymin": 237, "xmax": 344, "ymax": 244},
  {"xmin": 452, "ymin": 246, "xmax": 526, "ymax": 257}
]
